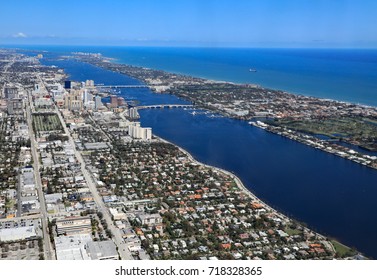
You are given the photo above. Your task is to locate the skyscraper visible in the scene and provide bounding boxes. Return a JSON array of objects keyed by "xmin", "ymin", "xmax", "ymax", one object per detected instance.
[
  {"xmin": 64, "ymin": 81, "xmax": 72, "ymax": 89},
  {"xmin": 95, "ymin": 96, "xmax": 103, "ymax": 110},
  {"xmin": 110, "ymin": 95, "xmax": 118, "ymax": 108}
]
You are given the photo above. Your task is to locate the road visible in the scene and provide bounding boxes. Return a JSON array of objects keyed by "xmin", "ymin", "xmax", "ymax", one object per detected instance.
[
  {"xmin": 25, "ymin": 90, "xmax": 55, "ymax": 260},
  {"xmin": 54, "ymin": 106, "xmax": 133, "ymax": 260},
  {"xmin": 1, "ymin": 57, "xmax": 53, "ymax": 258}
]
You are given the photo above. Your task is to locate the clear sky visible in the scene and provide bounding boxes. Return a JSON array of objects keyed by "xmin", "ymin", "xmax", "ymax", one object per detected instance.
[{"xmin": 1, "ymin": 0, "xmax": 377, "ymax": 47}]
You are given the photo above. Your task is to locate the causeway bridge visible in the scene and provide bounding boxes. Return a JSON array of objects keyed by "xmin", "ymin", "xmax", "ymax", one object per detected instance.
[{"xmin": 136, "ymin": 104, "xmax": 194, "ymax": 110}]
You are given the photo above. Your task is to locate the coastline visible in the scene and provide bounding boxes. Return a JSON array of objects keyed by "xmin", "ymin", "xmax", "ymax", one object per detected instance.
[
  {"xmin": 47, "ymin": 51, "xmax": 366, "ymax": 258},
  {"xmin": 249, "ymin": 121, "xmax": 377, "ymax": 171},
  {"xmin": 107, "ymin": 49, "xmax": 377, "ymax": 108},
  {"xmin": 153, "ymin": 135, "xmax": 348, "ymax": 258},
  {"xmin": 80, "ymin": 53, "xmax": 377, "ymax": 171}
]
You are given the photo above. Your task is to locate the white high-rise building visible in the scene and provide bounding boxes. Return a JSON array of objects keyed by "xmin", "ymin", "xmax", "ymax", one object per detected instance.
[
  {"xmin": 85, "ymin": 80, "xmax": 95, "ymax": 87},
  {"xmin": 128, "ymin": 123, "xmax": 152, "ymax": 140},
  {"xmin": 34, "ymin": 84, "xmax": 40, "ymax": 93},
  {"xmin": 95, "ymin": 96, "xmax": 103, "ymax": 110},
  {"xmin": 83, "ymin": 89, "xmax": 89, "ymax": 104},
  {"xmin": 83, "ymin": 90, "xmax": 93, "ymax": 106},
  {"xmin": 129, "ymin": 108, "xmax": 140, "ymax": 119},
  {"xmin": 145, "ymin": 128, "xmax": 152, "ymax": 140}
]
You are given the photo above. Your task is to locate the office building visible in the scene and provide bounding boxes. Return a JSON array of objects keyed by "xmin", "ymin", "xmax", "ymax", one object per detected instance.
[
  {"xmin": 7, "ymin": 98, "xmax": 24, "ymax": 115},
  {"xmin": 129, "ymin": 107, "xmax": 139, "ymax": 119},
  {"xmin": 0, "ymin": 227, "xmax": 37, "ymax": 242},
  {"xmin": 86, "ymin": 241, "xmax": 118, "ymax": 260},
  {"xmin": 55, "ymin": 216, "xmax": 91, "ymax": 235},
  {"xmin": 54, "ymin": 234, "xmax": 92, "ymax": 260},
  {"xmin": 64, "ymin": 80, "xmax": 72, "ymax": 89},
  {"xmin": 64, "ymin": 90, "xmax": 83, "ymax": 111},
  {"xmin": 117, "ymin": 97, "xmax": 126, "ymax": 107},
  {"xmin": 128, "ymin": 124, "xmax": 152, "ymax": 140},
  {"xmin": 110, "ymin": 95, "xmax": 118, "ymax": 108},
  {"xmin": 85, "ymin": 80, "xmax": 95, "ymax": 87},
  {"xmin": 55, "ymin": 234, "xmax": 118, "ymax": 260},
  {"xmin": 4, "ymin": 87, "xmax": 18, "ymax": 99},
  {"xmin": 34, "ymin": 84, "xmax": 40, "ymax": 93},
  {"xmin": 95, "ymin": 96, "xmax": 103, "ymax": 110}
]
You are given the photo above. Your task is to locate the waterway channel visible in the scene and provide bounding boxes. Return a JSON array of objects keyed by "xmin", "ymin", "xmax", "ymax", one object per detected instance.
[{"xmin": 42, "ymin": 56, "xmax": 377, "ymax": 259}]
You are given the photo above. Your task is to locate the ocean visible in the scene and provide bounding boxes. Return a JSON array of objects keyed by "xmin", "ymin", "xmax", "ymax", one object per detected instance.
[{"xmin": 13, "ymin": 45, "xmax": 377, "ymax": 106}]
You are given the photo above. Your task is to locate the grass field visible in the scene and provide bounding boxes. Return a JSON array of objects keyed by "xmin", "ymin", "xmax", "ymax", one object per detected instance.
[
  {"xmin": 285, "ymin": 227, "xmax": 302, "ymax": 236},
  {"xmin": 271, "ymin": 116, "xmax": 377, "ymax": 151},
  {"xmin": 331, "ymin": 240, "xmax": 356, "ymax": 258},
  {"xmin": 32, "ymin": 113, "xmax": 63, "ymax": 133}
]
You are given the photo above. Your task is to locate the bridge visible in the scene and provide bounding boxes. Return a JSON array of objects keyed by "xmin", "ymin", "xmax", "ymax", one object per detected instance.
[
  {"xmin": 136, "ymin": 104, "xmax": 194, "ymax": 110},
  {"xmin": 95, "ymin": 84, "xmax": 149, "ymax": 89}
]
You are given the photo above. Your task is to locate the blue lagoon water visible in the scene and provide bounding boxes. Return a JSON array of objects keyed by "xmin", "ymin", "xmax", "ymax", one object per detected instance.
[{"xmin": 34, "ymin": 47, "xmax": 377, "ymax": 258}]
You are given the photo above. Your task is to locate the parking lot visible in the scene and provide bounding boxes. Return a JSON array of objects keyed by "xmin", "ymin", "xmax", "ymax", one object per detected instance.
[
  {"xmin": 0, "ymin": 218, "xmax": 41, "ymax": 230},
  {"xmin": 0, "ymin": 239, "xmax": 42, "ymax": 260},
  {"xmin": 0, "ymin": 218, "xmax": 43, "ymax": 260}
]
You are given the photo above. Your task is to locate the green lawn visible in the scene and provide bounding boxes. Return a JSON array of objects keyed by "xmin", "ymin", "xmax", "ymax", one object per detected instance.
[
  {"xmin": 331, "ymin": 240, "xmax": 356, "ymax": 258},
  {"xmin": 33, "ymin": 114, "xmax": 63, "ymax": 132},
  {"xmin": 285, "ymin": 227, "xmax": 302, "ymax": 236},
  {"xmin": 271, "ymin": 116, "xmax": 377, "ymax": 151}
]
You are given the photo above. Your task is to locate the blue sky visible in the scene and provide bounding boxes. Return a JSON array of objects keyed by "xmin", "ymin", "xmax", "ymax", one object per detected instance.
[{"xmin": 1, "ymin": 0, "xmax": 376, "ymax": 47}]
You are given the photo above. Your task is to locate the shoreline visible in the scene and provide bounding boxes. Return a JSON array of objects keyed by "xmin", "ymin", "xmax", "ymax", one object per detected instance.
[
  {"xmin": 153, "ymin": 135, "xmax": 353, "ymax": 258},
  {"xmin": 122, "ymin": 56, "xmax": 377, "ymax": 170},
  {"xmin": 105, "ymin": 52, "xmax": 377, "ymax": 109},
  {"xmin": 38, "ymin": 50, "xmax": 365, "ymax": 258},
  {"xmin": 105, "ymin": 56, "xmax": 377, "ymax": 170},
  {"xmin": 249, "ymin": 121, "xmax": 377, "ymax": 171}
]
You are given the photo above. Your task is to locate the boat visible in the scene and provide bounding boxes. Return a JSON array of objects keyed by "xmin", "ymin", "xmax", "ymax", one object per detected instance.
[{"xmin": 249, "ymin": 69, "xmax": 257, "ymax": 72}]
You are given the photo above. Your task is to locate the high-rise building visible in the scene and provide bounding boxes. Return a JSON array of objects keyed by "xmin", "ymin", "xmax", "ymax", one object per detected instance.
[
  {"xmin": 129, "ymin": 108, "xmax": 139, "ymax": 119},
  {"xmin": 4, "ymin": 87, "xmax": 18, "ymax": 99},
  {"xmin": 64, "ymin": 90, "xmax": 83, "ymax": 111},
  {"xmin": 64, "ymin": 80, "xmax": 72, "ymax": 89},
  {"xmin": 117, "ymin": 97, "xmax": 126, "ymax": 107},
  {"xmin": 7, "ymin": 98, "xmax": 24, "ymax": 115},
  {"xmin": 145, "ymin": 128, "xmax": 152, "ymax": 140},
  {"xmin": 83, "ymin": 89, "xmax": 91, "ymax": 104},
  {"xmin": 85, "ymin": 80, "xmax": 95, "ymax": 87},
  {"xmin": 110, "ymin": 95, "xmax": 118, "ymax": 108},
  {"xmin": 95, "ymin": 96, "xmax": 103, "ymax": 110},
  {"xmin": 128, "ymin": 123, "xmax": 152, "ymax": 140},
  {"xmin": 34, "ymin": 84, "xmax": 40, "ymax": 93}
]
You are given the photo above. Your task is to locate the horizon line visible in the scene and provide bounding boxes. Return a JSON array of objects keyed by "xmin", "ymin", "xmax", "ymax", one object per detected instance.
[{"xmin": 1, "ymin": 43, "xmax": 377, "ymax": 50}]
